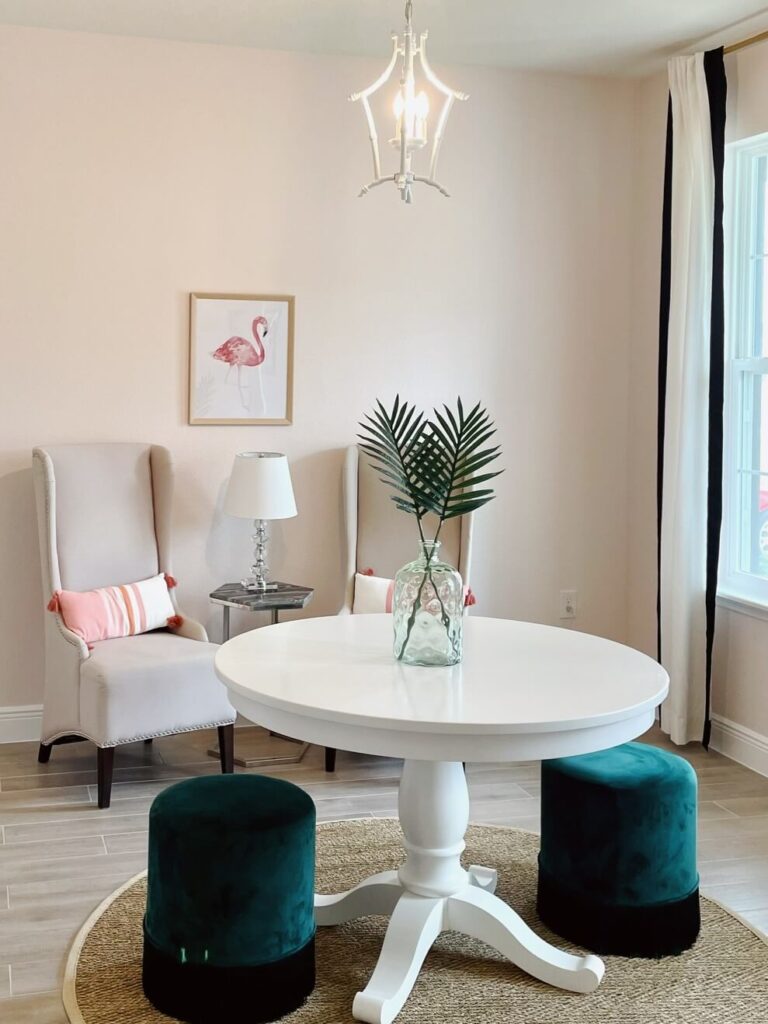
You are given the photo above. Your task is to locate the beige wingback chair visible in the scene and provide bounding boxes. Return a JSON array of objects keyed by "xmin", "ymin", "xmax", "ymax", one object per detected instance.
[
  {"xmin": 324, "ymin": 445, "xmax": 473, "ymax": 771},
  {"xmin": 32, "ymin": 443, "xmax": 236, "ymax": 808}
]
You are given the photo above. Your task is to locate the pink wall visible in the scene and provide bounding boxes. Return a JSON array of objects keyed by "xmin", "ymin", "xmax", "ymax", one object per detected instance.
[{"xmin": 0, "ymin": 25, "xmax": 637, "ymax": 713}]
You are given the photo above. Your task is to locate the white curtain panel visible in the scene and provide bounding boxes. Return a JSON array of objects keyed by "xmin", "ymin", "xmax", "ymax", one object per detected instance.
[{"xmin": 659, "ymin": 54, "xmax": 716, "ymax": 745}]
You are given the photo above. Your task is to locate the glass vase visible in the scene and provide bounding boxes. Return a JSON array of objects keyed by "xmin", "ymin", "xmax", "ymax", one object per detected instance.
[{"xmin": 392, "ymin": 541, "xmax": 463, "ymax": 666}]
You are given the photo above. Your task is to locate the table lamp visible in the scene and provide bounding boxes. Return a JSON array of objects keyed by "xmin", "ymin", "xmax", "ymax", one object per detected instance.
[{"xmin": 223, "ymin": 452, "xmax": 297, "ymax": 591}]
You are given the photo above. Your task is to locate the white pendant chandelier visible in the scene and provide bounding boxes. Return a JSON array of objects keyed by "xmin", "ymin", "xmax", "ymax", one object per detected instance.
[{"xmin": 350, "ymin": 0, "xmax": 468, "ymax": 204}]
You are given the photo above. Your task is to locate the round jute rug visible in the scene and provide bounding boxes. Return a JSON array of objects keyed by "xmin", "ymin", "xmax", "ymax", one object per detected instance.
[{"xmin": 65, "ymin": 818, "xmax": 768, "ymax": 1024}]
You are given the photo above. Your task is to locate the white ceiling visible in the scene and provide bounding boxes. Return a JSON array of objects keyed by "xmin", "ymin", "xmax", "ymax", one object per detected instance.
[{"xmin": 0, "ymin": 0, "xmax": 766, "ymax": 75}]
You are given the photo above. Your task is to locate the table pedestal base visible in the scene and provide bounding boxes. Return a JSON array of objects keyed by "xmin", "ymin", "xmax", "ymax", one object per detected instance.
[{"xmin": 314, "ymin": 760, "xmax": 604, "ymax": 1024}]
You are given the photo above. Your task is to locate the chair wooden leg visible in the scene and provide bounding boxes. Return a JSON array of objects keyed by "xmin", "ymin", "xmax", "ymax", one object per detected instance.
[
  {"xmin": 218, "ymin": 724, "xmax": 235, "ymax": 774},
  {"xmin": 97, "ymin": 747, "xmax": 115, "ymax": 809},
  {"xmin": 325, "ymin": 747, "xmax": 337, "ymax": 773},
  {"xmin": 38, "ymin": 735, "xmax": 87, "ymax": 765}
]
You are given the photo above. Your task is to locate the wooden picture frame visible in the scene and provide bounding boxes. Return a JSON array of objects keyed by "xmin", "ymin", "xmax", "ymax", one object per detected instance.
[{"xmin": 189, "ymin": 293, "xmax": 294, "ymax": 425}]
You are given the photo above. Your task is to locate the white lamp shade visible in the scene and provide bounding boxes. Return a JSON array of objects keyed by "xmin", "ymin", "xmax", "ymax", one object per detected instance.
[{"xmin": 223, "ymin": 452, "xmax": 297, "ymax": 520}]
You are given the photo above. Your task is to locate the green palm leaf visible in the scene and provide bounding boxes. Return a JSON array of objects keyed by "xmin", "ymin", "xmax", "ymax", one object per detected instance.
[
  {"xmin": 358, "ymin": 396, "xmax": 433, "ymax": 524},
  {"xmin": 359, "ymin": 396, "xmax": 502, "ymax": 536},
  {"xmin": 423, "ymin": 398, "xmax": 503, "ymax": 525}
]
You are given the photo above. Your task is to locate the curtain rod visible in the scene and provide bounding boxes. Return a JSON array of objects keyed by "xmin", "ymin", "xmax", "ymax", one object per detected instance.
[{"xmin": 724, "ymin": 28, "xmax": 768, "ymax": 54}]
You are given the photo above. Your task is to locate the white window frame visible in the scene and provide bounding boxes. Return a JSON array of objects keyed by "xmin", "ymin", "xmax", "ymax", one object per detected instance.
[{"xmin": 720, "ymin": 131, "xmax": 768, "ymax": 613}]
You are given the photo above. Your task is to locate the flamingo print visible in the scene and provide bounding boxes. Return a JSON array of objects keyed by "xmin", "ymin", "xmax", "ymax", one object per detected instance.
[{"xmin": 212, "ymin": 316, "xmax": 268, "ymax": 412}]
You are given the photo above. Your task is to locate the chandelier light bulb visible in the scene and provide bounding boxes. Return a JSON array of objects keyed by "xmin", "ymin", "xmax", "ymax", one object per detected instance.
[
  {"xmin": 392, "ymin": 81, "xmax": 429, "ymax": 149},
  {"xmin": 349, "ymin": 0, "xmax": 468, "ymax": 203}
]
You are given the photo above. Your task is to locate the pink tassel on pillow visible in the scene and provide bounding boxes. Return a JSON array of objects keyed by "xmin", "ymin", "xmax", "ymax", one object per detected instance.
[
  {"xmin": 164, "ymin": 574, "xmax": 178, "ymax": 589},
  {"xmin": 464, "ymin": 587, "xmax": 477, "ymax": 608},
  {"xmin": 167, "ymin": 615, "xmax": 184, "ymax": 629},
  {"xmin": 362, "ymin": 568, "xmax": 375, "ymax": 576},
  {"xmin": 47, "ymin": 593, "xmax": 61, "ymax": 613}
]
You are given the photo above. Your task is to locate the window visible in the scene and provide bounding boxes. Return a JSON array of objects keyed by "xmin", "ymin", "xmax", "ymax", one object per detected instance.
[{"xmin": 722, "ymin": 133, "xmax": 768, "ymax": 606}]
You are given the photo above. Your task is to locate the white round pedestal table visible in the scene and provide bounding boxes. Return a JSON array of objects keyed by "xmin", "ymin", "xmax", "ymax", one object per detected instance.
[{"xmin": 215, "ymin": 615, "xmax": 669, "ymax": 1024}]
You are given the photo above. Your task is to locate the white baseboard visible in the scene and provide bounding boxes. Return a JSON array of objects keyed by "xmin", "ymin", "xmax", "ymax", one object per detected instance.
[
  {"xmin": 710, "ymin": 714, "xmax": 768, "ymax": 779},
  {"xmin": 0, "ymin": 704, "xmax": 43, "ymax": 744}
]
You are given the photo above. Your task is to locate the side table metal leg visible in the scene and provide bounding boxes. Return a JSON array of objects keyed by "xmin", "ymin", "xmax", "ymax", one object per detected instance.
[
  {"xmin": 268, "ymin": 609, "xmax": 279, "ymax": 734},
  {"xmin": 222, "ymin": 606, "xmax": 230, "ymax": 642}
]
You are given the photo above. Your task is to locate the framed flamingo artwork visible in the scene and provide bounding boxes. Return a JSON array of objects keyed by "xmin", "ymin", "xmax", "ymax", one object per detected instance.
[{"xmin": 188, "ymin": 293, "xmax": 294, "ymax": 425}]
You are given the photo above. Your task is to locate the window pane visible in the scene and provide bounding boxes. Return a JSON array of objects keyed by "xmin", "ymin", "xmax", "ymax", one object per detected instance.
[
  {"xmin": 736, "ymin": 374, "xmax": 768, "ymax": 577},
  {"xmin": 736, "ymin": 468, "xmax": 768, "ymax": 577},
  {"xmin": 759, "ymin": 373, "xmax": 768, "ymax": 475},
  {"xmin": 722, "ymin": 135, "xmax": 768, "ymax": 600},
  {"xmin": 735, "ymin": 468, "xmax": 768, "ymax": 576},
  {"xmin": 752, "ymin": 155, "xmax": 767, "ymax": 356}
]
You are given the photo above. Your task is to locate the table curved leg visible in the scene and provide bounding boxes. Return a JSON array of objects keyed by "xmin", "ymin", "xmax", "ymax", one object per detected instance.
[
  {"xmin": 315, "ymin": 870, "xmax": 403, "ymax": 926},
  {"xmin": 352, "ymin": 893, "xmax": 445, "ymax": 1024},
  {"xmin": 446, "ymin": 885, "xmax": 604, "ymax": 993},
  {"xmin": 316, "ymin": 761, "xmax": 604, "ymax": 1023},
  {"xmin": 467, "ymin": 864, "xmax": 497, "ymax": 892}
]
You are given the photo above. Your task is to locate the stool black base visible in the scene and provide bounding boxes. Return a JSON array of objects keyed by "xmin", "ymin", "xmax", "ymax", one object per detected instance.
[
  {"xmin": 537, "ymin": 866, "xmax": 701, "ymax": 958},
  {"xmin": 142, "ymin": 925, "xmax": 315, "ymax": 1023}
]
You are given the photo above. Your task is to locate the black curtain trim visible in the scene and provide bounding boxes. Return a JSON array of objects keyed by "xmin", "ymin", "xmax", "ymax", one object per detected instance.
[
  {"xmin": 657, "ymin": 96, "xmax": 673, "ymax": 733},
  {"xmin": 702, "ymin": 47, "xmax": 727, "ymax": 750}
]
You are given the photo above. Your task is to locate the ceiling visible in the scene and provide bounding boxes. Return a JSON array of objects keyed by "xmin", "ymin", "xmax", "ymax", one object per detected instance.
[{"xmin": 0, "ymin": 0, "xmax": 766, "ymax": 76}]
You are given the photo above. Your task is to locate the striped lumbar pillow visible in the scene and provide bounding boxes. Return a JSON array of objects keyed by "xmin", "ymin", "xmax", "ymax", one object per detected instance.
[{"xmin": 47, "ymin": 573, "xmax": 181, "ymax": 644}]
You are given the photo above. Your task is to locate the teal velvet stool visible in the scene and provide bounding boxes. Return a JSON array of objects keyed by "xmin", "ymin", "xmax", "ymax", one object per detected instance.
[
  {"xmin": 143, "ymin": 774, "xmax": 316, "ymax": 1023},
  {"xmin": 537, "ymin": 741, "xmax": 699, "ymax": 958}
]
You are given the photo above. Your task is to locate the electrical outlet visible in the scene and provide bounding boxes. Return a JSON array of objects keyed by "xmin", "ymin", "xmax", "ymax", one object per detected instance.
[{"xmin": 559, "ymin": 590, "xmax": 577, "ymax": 619}]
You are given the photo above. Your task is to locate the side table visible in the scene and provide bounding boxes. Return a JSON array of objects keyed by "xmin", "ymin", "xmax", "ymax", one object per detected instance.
[
  {"xmin": 210, "ymin": 581, "xmax": 314, "ymax": 641},
  {"xmin": 207, "ymin": 581, "xmax": 314, "ymax": 768}
]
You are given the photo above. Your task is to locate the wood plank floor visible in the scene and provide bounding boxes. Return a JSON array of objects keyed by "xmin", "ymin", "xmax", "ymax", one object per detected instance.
[{"xmin": 0, "ymin": 725, "xmax": 766, "ymax": 1021}]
